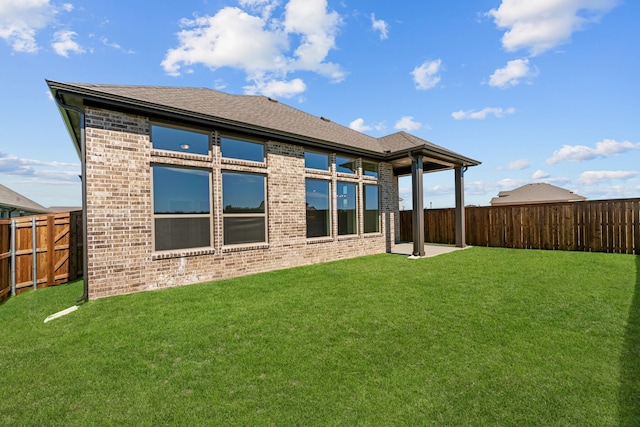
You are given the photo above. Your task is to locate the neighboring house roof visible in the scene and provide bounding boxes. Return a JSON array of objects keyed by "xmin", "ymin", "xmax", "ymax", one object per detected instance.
[
  {"xmin": 490, "ymin": 183, "xmax": 587, "ymax": 206},
  {"xmin": 0, "ymin": 184, "xmax": 49, "ymax": 214},
  {"xmin": 46, "ymin": 80, "xmax": 480, "ymax": 173}
]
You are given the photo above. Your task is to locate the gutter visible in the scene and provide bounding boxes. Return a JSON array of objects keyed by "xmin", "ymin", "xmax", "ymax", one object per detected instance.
[{"xmin": 54, "ymin": 95, "xmax": 89, "ymax": 303}]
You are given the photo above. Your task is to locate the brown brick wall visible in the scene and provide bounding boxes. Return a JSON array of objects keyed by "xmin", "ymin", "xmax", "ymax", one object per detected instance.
[{"xmin": 83, "ymin": 107, "xmax": 397, "ymax": 299}]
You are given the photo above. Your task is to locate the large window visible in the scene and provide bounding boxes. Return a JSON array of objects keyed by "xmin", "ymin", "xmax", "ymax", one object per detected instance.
[
  {"xmin": 336, "ymin": 156, "xmax": 356, "ymax": 174},
  {"xmin": 305, "ymin": 151, "xmax": 329, "ymax": 170},
  {"xmin": 337, "ymin": 182, "xmax": 357, "ymax": 235},
  {"xmin": 152, "ymin": 165, "xmax": 211, "ymax": 251},
  {"xmin": 222, "ymin": 172, "xmax": 267, "ymax": 245},
  {"xmin": 221, "ymin": 136, "xmax": 264, "ymax": 162},
  {"xmin": 363, "ymin": 184, "xmax": 380, "ymax": 233},
  {"xmin": 151, "ymin": 125, "xmax": 209, "ymax": 155},
  {"xmin": 306, "ymin": 179, "xmax": 330, "ymax": 237}
]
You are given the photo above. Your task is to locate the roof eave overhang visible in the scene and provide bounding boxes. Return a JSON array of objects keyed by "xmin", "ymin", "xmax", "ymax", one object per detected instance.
[
  {"xmin": 386, "ymin": 145, "xmax": 481, "ymax": 176},
  {"xmin": 47, "ymin": 81, "xmax": 387, "ymax": 160}
]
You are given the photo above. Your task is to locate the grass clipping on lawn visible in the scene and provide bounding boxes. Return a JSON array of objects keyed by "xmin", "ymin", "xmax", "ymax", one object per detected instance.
[{"xmin": 0, "ymin": 247, "xmax": 638, "ymax": 426}]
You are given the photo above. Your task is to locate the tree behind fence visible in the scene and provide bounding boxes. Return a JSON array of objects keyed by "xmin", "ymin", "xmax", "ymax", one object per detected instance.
[
  {"xmin": 0, "ymin": 211, "xmax": 83, "ymax": 302},
  {"xmin": 399, "ymin": 198, "xmax": 640, "ymax": 255}
]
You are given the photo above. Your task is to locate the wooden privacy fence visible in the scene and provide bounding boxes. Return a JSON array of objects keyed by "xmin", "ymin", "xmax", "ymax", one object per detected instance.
[
  {"xmin": 399, "ymin": 198, "xmax": 640, "ymax": 255},
  {"xmin": 0, "ymin": 211, "xmax": 83, "ymax": 303}
]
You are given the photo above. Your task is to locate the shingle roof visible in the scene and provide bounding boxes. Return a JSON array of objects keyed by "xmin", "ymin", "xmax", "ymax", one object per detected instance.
[
  {"xmin": 490, "ymin": 183, "xmax": 586, "ymax": 206},
  {"xmin": 0, "ymin": 184, "xmax": 49, "ymax": 214},
  {"xmin": 47, "ymin": 80, "xmax": 480, "ymax": 167}
]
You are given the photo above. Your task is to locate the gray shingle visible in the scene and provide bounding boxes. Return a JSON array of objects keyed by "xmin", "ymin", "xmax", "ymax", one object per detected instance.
[{"xmin": 48, "ymin": 81, "xmax": 480, "ymax": 166}]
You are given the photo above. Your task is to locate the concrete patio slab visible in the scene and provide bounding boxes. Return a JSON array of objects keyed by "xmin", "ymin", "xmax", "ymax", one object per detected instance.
[{"xmin": 391, "ymin": 243, "xmax": 470, "ymax": 258}]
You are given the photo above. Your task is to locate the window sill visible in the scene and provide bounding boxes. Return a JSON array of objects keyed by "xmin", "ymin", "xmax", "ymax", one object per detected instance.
[
  {"xmin": 151, "ymin": 149, "xmax": 212, "ymax": 162},
  {"xmin": 336, "ymin": 172, "xmax": 357, "ymax": 179},
  {"xmin": 152, "ymin": 247, "xmax": 216, "ymax": 260},
  {"xmin": 222, "ymin": 243, "xmax": 269, "ymax": 253},
  {"xmin": 363, "ymin": 232, "xmax": 382, "ymax": 238},
  {"xmin": 337, "ymin": 234, "xmax": 359, "ymax": 241},
  {"xmin": 306, "ymin": 236, "xmax": 334, "ymax": 244},
  {"xmin": 305, "ymin": 168, "xmax": 331, "ymax": 176},
  {"xmin": 221, "ymin": 158, "xmax": 266, "ymax": 168}
]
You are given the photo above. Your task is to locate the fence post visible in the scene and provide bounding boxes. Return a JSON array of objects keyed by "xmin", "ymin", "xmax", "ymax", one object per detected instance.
[
  {"xmin": 10, "ymin": 219, "xmax": 16, "ymax": 296},
  {"xmin": 32, "ymin": 217, "xmax": 37, "ymax": 290}
]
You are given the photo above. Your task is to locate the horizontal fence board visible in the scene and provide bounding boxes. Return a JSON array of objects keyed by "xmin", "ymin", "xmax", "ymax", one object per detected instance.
[{"xmin": 399, "ymin": 198, "xmax": 640, "ymax": 255}]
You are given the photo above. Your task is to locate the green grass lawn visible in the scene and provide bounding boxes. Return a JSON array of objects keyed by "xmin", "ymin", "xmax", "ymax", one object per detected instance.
[{"xmin": 1, "ymin": 247, "xmax": 638, "ymax": 426}]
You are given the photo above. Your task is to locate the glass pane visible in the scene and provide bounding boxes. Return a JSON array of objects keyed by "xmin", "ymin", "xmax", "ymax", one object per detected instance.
[
  {"xmin": 221, "ymin": 137, "xmax": 264, "ymax": 162},
  {"xmin": 155, "ymin": 217, "xmax": 210, "ymax": 251},
  {"xmin": 224, "ymin": 217, "xmax": 266, "ymax": 245},
  {"xmin": 153, "ymin": 166, "xmax": 210, "ymax": 214},
  {"xmin": 363, "ymin": 162, "xmax": 379, "ymax": 178},
  {"xmin": 336, "ymin": 156, "xmax": 356, "ymax": 174},
  {"xmin": 222, "ymin": 172, "xmax": 266, "ymax": 213},
  {"xmin": 306, "ymin": 179, "xmax": 330, "ymax": 237},
  {"xmin": 337, "ymin": 181, "xmax": 357, "ymax": 235},
  {"xmin": 364, "ymin": 184, "xmax": 379, "ymax": 233},
  {"xmin": 151, "ymin": 125, "xmax": 209, "ymax": 155},
  {"xmin": 305, "ymin": 152, "xmax": 329, "ymax": 170}
]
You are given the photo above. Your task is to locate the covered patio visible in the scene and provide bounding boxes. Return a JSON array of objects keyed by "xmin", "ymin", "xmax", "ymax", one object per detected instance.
[{"xmin": 385, "ymin": 135, "xmax": 481, "ymax": 257}]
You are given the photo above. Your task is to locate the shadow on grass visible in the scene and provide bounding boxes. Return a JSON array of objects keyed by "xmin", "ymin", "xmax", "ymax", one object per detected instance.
[{"xmin": 619, "ymin": 255, "xmax": 640, "ymax": 426}]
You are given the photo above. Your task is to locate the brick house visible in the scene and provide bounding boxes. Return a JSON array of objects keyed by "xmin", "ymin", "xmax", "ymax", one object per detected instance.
[{"xmin": 47, "ymin": 80, "xmax": 480, "ymax": 300}]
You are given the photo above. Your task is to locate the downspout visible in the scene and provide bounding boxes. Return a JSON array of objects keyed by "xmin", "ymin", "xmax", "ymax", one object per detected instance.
[{"xmin": 54, "ymin": 97, "xmax": 89, "ymax": 303}]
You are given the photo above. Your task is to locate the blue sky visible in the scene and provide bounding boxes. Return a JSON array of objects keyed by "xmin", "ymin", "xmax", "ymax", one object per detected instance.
[{"xmin": 1, "ymin": 0, "xmax": 639, "ymax": 209}]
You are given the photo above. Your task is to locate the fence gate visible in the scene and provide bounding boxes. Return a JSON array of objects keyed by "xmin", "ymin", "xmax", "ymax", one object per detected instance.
[{"xmin": 0, "ymin": 211, "xmax": 82, "ymax": 303}]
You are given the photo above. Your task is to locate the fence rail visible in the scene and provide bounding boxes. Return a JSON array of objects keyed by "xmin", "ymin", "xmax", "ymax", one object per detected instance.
[
  {"xmin": 0, "ymin": 211, "xmax": 83, "ymax": 303},
  {"xmin": 399, "ymin": 198, "xmax": 640, "ymax": 255}
]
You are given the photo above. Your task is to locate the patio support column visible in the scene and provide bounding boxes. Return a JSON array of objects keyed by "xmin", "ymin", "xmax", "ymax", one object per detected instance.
[
  {"xmin": 455, "ymin": 165, "xmax": 466, "ymax": 248},
  {"xmin": 411, "ymin": 153, "xmax": 425, "ymax": 257}
]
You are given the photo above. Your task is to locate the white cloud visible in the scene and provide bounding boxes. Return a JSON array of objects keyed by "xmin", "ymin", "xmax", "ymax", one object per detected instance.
[
  {"xmin": 99, "ymin": 36, "xmax": 134, "ymax": 54},
  {"xmin": 349, "ymin": 118, "xmax": 385, "ymax": 132},
  {"xmin": 51, "ymin": 30, "xmax": 84, "ymax": 57},
  {"xmin": 243, "ymin": 77, "xmax": 306, "ymax": 98},
  {"xmin": 283, "ymin": 0, "xmax": 344, "ymax": 80},
  {"xmin": 0, "ymin": 151, "xmax": 80, "ymax": 183},
  {"xmin": 546, "ymin": 139, "xmax": 640, "ymax": 164},
  {"xmin": 488, "ymin": 58, "xmax": 538, "ymax": 88},
  {"xmin": 487, "ymin": 0, "xmax": 618, "ymax": 56},
  {"xmin": 162, "ymin": 0, "xmax": 344, "ymax": 98},
  {"xmin": 501, "ymin": 159, "xmax": 530, "ymax": 170},
  {"xmin": 532, "ymin": 169, "xmax": 550, "ymax": 179},
  {"xmin": 0, "ymin": 0, "xmax": 57, "ymax": 53},
  {"xmin": 452, "ymin": 106, "xmax": 515, "ymax": 120},
  {"xmin": 425, "ymin": 185, "xmax": 454, "ymax": 196},
  {"xmin": 349, "ymin": 118, "xmax": 371, "ymax": 132},
  {"xmin": 411, "ymin": 59, "xmax": 442, "ymax": 90},
  {"xmin": 395, "ymin": 116, "xmax": 422, "ymax": 131},
  {"xmin": 577, "ymin": 170, "xmax": 638, "ymax": 185},
  {"xmin": 371, "ymin": 14, "xmax": 388, "ymax": 40}
]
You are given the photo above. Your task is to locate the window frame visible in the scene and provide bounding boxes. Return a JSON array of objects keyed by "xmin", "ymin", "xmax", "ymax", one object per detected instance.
[
  {"xmin": 362, "ymin": 161, "xmax": 379, "ymax": 178},
  {"xmin": 335, "ymin": 155, "xmax": 357, "ymax": 174},
  {"xmin": 150, "ymin": 123, "xmax": 211, "ymax": 156},
  {"xmin": 221, "ymin": 170, "xmax": 268, "ymax": 246},
  {"xmin": 363, "ymin": 183, "xmax": 380, "ymax": 234},
  {"xmin": 304, "ymin": 151, "xmax": 330, "ymax": 171},
  {"xmin": 220, "ymin": 134, "xmax": 266, "ymax": 163},
  {"xmin": 305, "ymin": 178, "xmax": 332, "ymax": 238},
  {"xmin": 336, "ymin": 180, "xmax": 358, "ymax": 236},
  {"xmin": 151, "ymin": 164, "xmax": 212, "ymax": 252}
]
